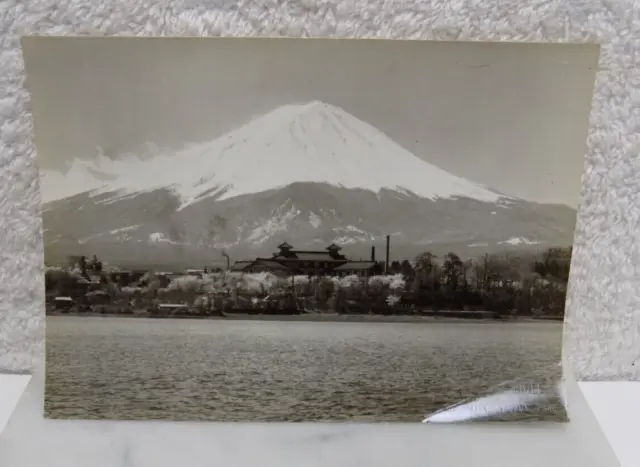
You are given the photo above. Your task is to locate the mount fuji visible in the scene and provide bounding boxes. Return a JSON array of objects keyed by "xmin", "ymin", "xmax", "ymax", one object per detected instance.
[{"xmin": 40, "ymin": 101, "xmax": 577, "ymax": 268}]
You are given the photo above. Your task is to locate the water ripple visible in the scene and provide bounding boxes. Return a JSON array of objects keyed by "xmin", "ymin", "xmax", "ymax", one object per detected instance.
[{"xmin": 45, "ymin": 316, "xmax": 566, "ymax": 422}]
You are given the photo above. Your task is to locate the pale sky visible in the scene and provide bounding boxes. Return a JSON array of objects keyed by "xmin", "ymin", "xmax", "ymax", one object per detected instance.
[{"xmin": 22, "ymin": 37, "xmax": 599, "ymax": 208}]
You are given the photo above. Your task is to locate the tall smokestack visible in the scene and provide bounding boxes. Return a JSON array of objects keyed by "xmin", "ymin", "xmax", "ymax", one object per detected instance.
[
  {"xmin": 371, "ymin": 246, "xmax": 376, "ymax": 262},
  {"xmin": 385, "ymin": 235, "xmax": 390, "ymax": 274}
]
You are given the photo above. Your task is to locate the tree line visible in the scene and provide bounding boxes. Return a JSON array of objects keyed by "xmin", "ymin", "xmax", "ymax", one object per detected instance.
[
  {"xmin": 392, "ymin": 247, "xmax": 572, "ymax": 316},
  {"xmin": 44, "ymin": 246, "xmax": 572, "ymax": 318}
]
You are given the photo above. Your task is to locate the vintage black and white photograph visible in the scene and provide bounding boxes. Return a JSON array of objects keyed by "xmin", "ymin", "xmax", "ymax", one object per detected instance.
[{"xmin": 22, "ymin": 37, "xmax": 598, "ymax": 422}]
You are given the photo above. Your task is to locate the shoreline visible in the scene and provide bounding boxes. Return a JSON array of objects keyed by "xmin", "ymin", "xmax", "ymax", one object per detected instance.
[{"xmin": 46, "ymin": 311, "xmax": 564, "ymax": 324}]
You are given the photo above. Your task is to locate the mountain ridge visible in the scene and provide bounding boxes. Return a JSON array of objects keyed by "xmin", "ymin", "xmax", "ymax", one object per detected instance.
[
  {"xmin": 42, "ymin": 181, "xmax": 576, "ymax": 267},
  {"xmin": 40, "ymin": 100, "xmax": 577, "ymax": 267}
]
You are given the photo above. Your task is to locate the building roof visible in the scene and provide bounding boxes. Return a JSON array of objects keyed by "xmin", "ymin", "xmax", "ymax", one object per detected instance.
[
  {"xmin": 333, "ymin": 261, "xmax": 377, "ymax": 271},
  {"xmin": 252, "ymin": 259, "xmax": 290, "ymax": 271},
  {"xmin": 274, "ymin": 242, "xmax": 345, "ymax": 255},
  {"xmin": 230, "ymin": 260, "xmax": 254, "ymax": 271},
  {"xmin": 293, "ymin": 252, "xmax": 338, "ymax": 261},
  {"xmin": 272, "ymin": 250, "xmax": 347, "ymax": 261}
]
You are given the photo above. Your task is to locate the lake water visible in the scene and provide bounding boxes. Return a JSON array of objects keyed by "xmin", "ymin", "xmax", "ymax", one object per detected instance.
[{"xmin": 45, "ymin": 316, "xmax": 566, "ymax": 422}]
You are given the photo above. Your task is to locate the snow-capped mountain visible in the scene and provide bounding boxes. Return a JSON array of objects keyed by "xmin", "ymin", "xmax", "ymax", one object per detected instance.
[
  {"xmin": 41, "ymin": 101, "xmax": 508, "ymax": 206},
  {"xmin": 40, "ymin": 101, "xmax": 577, "ymax": 267}
]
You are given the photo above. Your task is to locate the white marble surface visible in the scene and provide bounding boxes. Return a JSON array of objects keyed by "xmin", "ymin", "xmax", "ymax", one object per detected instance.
[
  {"xmin": 580, "ymin": 382, "xmax": 640, "ymax": 467},
  {"xmin": 0, "ymin": 374, "xmax": 30, "ymax": 434},
  {"xmin": 0, "ymin": 370, "xmax": 621, "ymax": 467}
]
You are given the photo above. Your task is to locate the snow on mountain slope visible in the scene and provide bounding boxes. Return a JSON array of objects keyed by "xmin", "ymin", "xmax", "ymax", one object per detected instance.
[
  {"xmin": 168, "ymin": 100, "xmax": 508, "ymax": 208},
  {"xmin": 40, "ymin": 101, "xmax": 509, "ymax": 206},
  {"xmin": 498, "ymin": 237, "xmax": 541, "ymax": 246}
]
